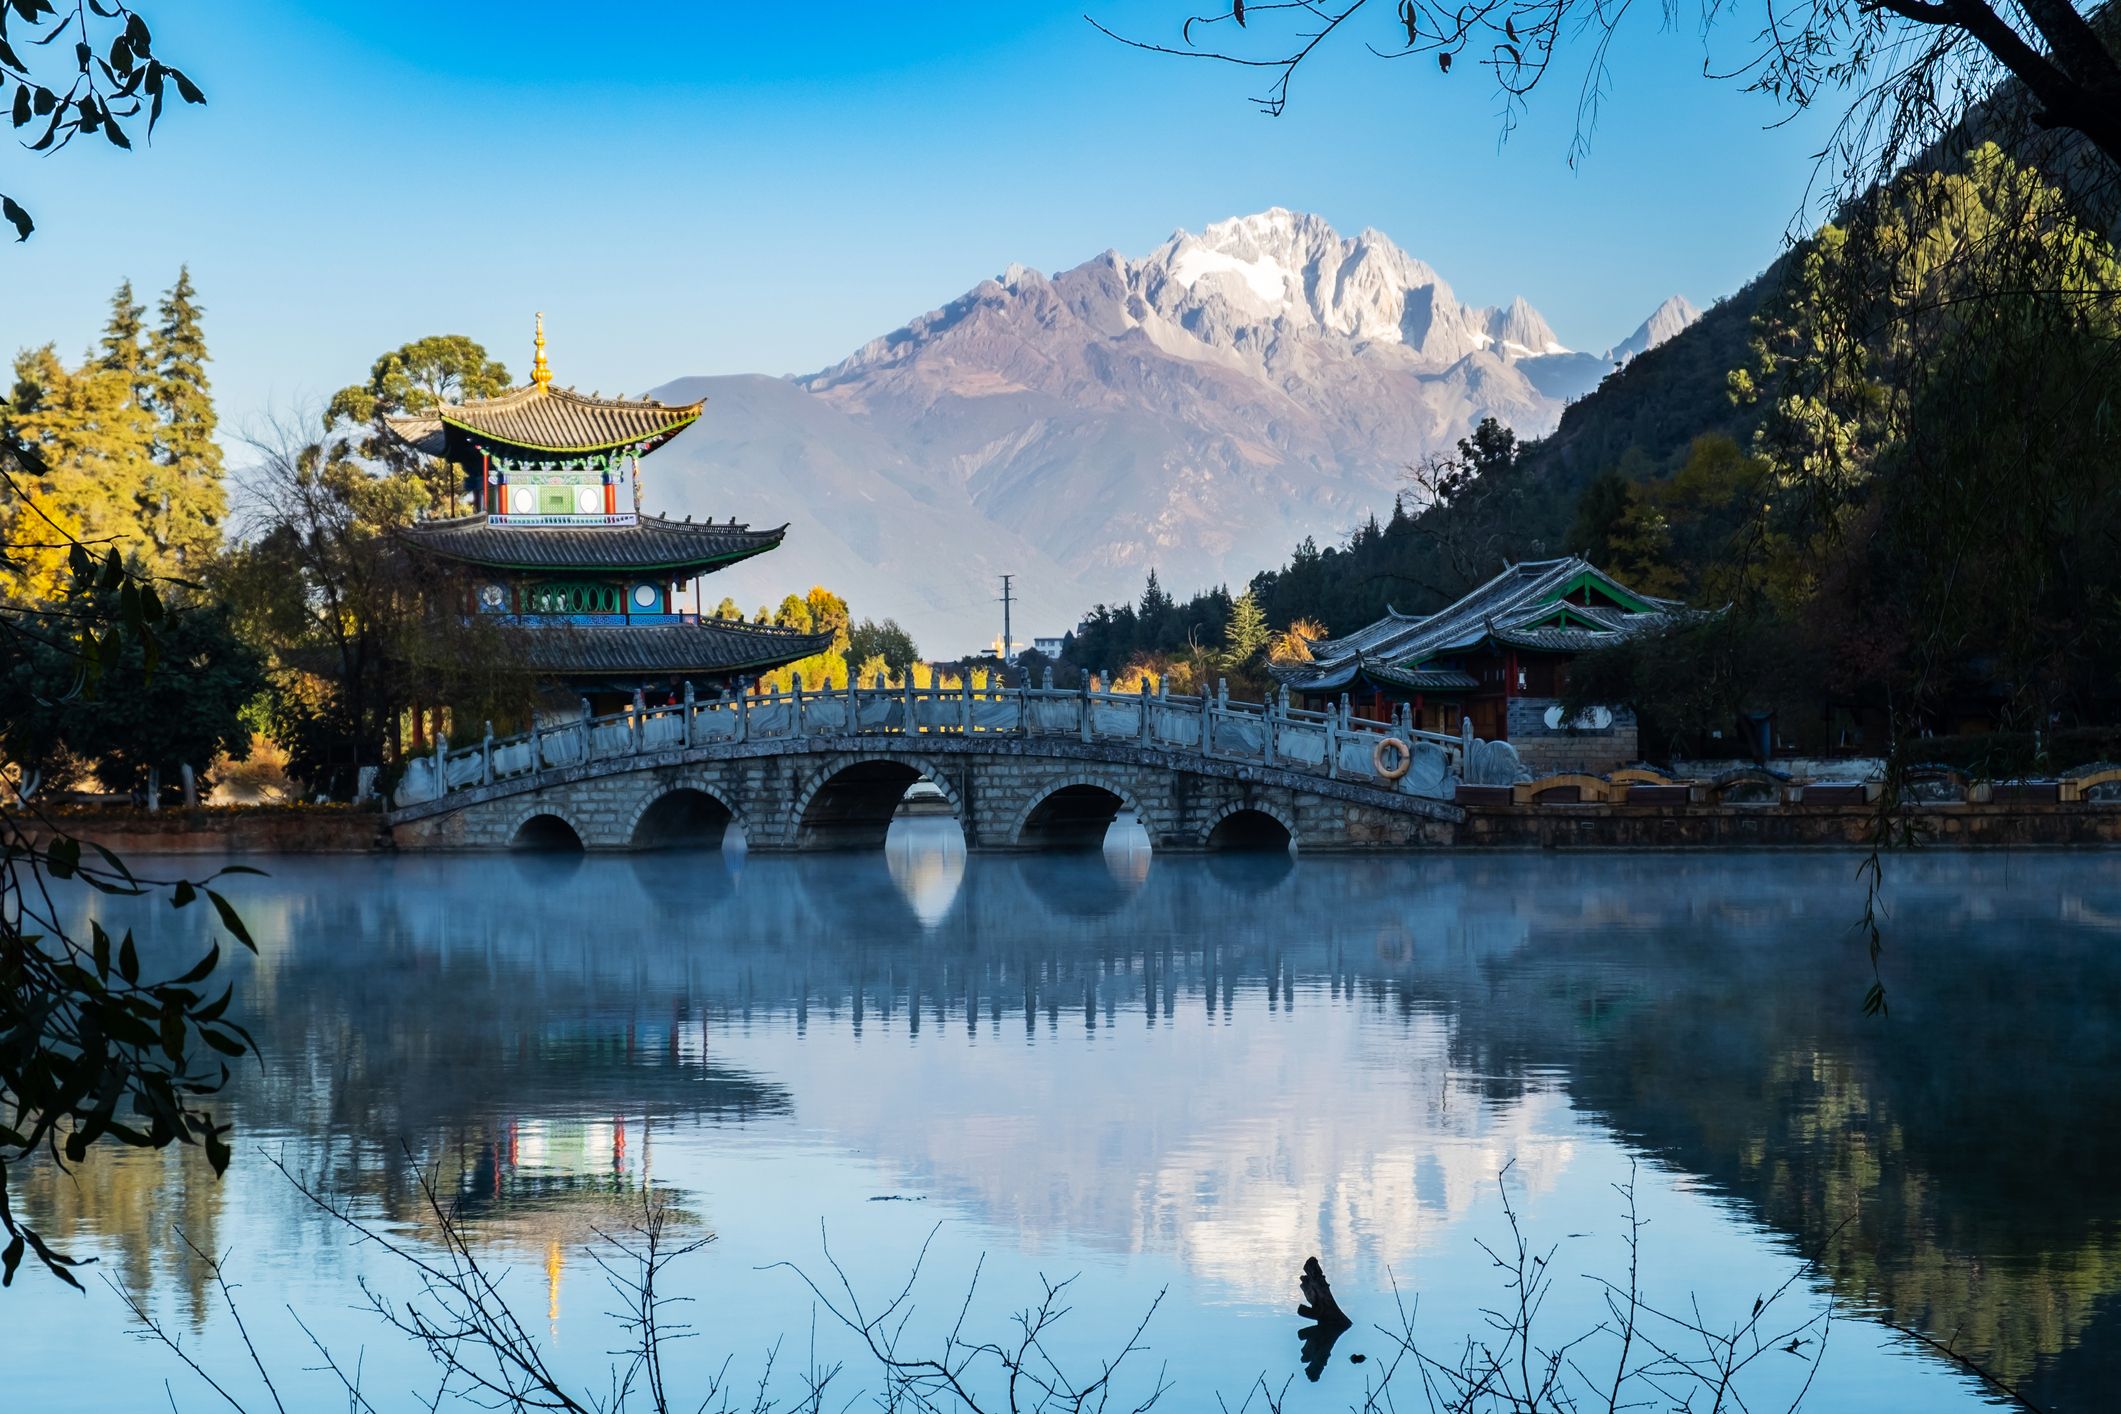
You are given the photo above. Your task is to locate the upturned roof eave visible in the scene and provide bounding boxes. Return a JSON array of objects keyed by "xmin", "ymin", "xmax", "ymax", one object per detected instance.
[
  {"xmin": 383, "ymin": 383, "xmax": 706, "ymax": 459},
  {"xmin": 396, "ymin": 515, "xmax": 791, "ymax": 575},
  {"xmin": 508, "ymin": 621, "xmax": 835, "ymax": 675},
  {"xmin": 435, "ymin": 407, "xmax": 701, "ymax": 457}
]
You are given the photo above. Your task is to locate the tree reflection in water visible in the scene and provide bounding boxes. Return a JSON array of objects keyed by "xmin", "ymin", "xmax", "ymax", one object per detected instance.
[{"xmin": 14, "ymin": 844, "xmax": 2121, "ymax": 1408}]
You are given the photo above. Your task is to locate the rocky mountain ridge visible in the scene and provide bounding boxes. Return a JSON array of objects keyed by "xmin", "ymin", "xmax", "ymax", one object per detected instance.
[{"xmin": 646, "ymin": 210, "xmax": 1698, "ymax": 650}]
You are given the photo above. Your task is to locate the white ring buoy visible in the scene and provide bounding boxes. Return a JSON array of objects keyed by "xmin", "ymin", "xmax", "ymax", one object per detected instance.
[{"xmin": 1373, "ymin": 736, "xmax": 1412, "ymax": 781}]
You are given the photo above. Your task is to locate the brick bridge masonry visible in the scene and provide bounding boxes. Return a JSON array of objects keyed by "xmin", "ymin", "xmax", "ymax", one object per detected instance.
[{"xmin": 387, "ymin": 734, "xmax": 1463, "ymax": 853}]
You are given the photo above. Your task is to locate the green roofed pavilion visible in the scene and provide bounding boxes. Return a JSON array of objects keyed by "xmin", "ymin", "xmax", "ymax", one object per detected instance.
[{"xmin": 389, "ymin": 316, "xmax": 831, "ymax": 704}]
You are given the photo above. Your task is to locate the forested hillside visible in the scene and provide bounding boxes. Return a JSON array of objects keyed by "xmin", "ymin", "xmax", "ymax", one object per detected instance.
[{"xmin": 1065, "ymin": 131, "xmax": 2121, "ymax": 766}]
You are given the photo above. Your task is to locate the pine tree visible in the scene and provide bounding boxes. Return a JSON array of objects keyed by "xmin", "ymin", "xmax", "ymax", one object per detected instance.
[
  {"xmin": 1221, "ymin": 590, "xmax": 1269, "ymax": 670},
  {"xmin": 98, "ymin": 280, "xmax": 152, "ymax": 407},
  {"xmin": 1139, "ymin": 568, "xmax": 1173, "ymax": 621},
  {"xmin": 143, "ymin": 266, "xmax": 226, "ymax": 571},
  {"xmin": 1, "ymin": 345, "xmax": 158, "ymax": 599}
]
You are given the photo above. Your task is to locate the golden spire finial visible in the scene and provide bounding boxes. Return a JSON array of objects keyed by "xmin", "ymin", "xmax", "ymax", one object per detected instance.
[{"xmin": 531, "ymin": 312, "xmax": 552, "ymax": 391}]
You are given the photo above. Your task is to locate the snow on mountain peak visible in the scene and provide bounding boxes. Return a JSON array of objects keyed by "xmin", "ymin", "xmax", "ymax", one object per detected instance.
[
  {"xmin": 1129, "ymin": 209, "xmax": 1561, "ymax": 366},
  {"xmin": 1611, "ymin": 294, "xmax": 1703, "ymax": 362}
]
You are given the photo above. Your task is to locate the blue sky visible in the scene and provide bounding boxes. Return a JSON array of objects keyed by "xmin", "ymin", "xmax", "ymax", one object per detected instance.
[{"xmin": 4, "ymin": 0, "xmax": 1838, "ymax": 437}]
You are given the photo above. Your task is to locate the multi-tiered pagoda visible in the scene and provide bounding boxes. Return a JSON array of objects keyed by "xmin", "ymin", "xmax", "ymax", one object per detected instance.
[{"xmin": 390, "ymin": 317, "xmax": 829, "ymax": 711}]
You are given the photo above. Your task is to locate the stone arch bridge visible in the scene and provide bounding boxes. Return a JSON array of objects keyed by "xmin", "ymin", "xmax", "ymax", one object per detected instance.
[{"xmin": 388, "ymin": 678, "xmax": 1521, "ymax": 853}]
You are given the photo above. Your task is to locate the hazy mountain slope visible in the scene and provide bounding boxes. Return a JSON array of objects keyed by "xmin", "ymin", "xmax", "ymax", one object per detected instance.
[
  {"xmin": 645, "ymin": 375, "xmax": 1092, "ymax": 646},
  {"xmin": 1516, "ymin": 276, "xmax": 1777, "ymax": 499},
  {"xmin": 639, "ymin": 210, "xmax": 1696, "ymax": 650}
]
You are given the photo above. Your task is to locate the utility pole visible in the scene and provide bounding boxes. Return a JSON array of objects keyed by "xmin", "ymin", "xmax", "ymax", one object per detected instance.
[{"xmin": 997, "ymin": 574, "xmax": 1016, "ymax": 663}]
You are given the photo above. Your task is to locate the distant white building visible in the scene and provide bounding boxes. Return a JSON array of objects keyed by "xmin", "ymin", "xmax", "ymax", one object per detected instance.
[{"xmin": 979, "ymin": 633, "xmax": 1067, "ymax": 662}]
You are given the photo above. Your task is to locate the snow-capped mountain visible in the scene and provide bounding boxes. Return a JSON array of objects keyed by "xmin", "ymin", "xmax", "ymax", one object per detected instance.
[
  {"xmin": 1611, "ymin": 294, "xmax": 1703, "ymax": 364},
  {"xmin": 646, "ymin": 210, "xmax": 1695, "ymax": 650}
]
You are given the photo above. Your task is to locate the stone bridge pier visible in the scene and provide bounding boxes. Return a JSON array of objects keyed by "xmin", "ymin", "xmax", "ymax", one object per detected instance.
[{"xmin": 388, "ymin": 736, "xmax": 1462, "ymax": 854}]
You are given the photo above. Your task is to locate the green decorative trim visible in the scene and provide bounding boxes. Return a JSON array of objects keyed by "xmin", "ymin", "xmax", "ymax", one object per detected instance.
[
  {"xmin": 1520, "ymin": 604, "xmax": 1610, "ymax": 632},
  {"xmin": 1541, "ymin": 569, "xmax": 1657, "ymax": 615}
]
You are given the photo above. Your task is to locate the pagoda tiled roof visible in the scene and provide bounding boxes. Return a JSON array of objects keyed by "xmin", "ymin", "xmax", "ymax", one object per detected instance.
[
  {"xmin": 510, "ymin": 620, "xmax": 833, "ymax": 676},
  {"xmin": 390, "ymin": 414, "xmax": 446, "ymax": 457},
  {"xmin": 1271, "ymin": 557, "xmax": 1684, "ymax": 693},
  {"xmin": 1365, "ymin": 664, "xmax": 1482, "ymax": 692},
  {"xmin": 385, "ymin": 383, "xmax": 702, "ymax": 458},
  {"xmin": 401, "ymin": 515, "xmax": 786, "ymax": 574}
]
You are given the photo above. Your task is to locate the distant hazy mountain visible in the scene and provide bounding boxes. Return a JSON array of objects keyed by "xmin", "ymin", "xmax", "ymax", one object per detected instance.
[
  {"xmin": 649, "ymin": 209, "xmax": 1696, "ymax": 651},
  {"xmin": 1611, "ymin": 295, "xmax": 1704, "ymax": 364}
]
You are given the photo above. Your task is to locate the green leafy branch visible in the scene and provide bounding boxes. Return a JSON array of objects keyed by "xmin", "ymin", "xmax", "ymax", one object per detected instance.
[{"xmin": 1, "ymin": 0, "xmax": 205, "ymax": 240}]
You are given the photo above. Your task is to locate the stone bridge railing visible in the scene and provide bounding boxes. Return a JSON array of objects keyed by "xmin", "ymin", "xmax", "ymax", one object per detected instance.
[{"xmin": 392, "ymin": 674, "xmax": 1528, "ymax": 811}]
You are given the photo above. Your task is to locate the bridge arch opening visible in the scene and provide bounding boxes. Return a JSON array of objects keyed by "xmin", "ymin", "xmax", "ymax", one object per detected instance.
[
  {"xmin": 631, "ymin": 787, "xmax": 737, "ymax": 851},
  {"xmin": 799, "ymin": 760, "xmax": 961, "ymax": 851},
  {"xmin": 512, "ymin": 813, "xmax": 585, "ymax": 852},
  {"xmin": 1018, "ymin": 784, "xmax": 1133, "ymax": 852},
  {"xmin": 1206, "ymin": 808, "xmax": 1294, "ymax": 853}
]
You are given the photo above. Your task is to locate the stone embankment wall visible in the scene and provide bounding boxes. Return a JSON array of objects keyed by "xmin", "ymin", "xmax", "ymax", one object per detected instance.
[
  {"xmin": 25, "ymin": 794, "xmax": 2121, "ymax": 855},
  {"xmin": 24, "ymin": 807, "xmax": 387, "ymax": 855},
  {"xmin": 1457, "ymin": 801, "xmax": 2121, "ymax": 849}
]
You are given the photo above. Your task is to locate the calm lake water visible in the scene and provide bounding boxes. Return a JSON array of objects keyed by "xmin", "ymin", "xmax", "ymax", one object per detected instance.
[{"xmin": 16, "ymin": 826, "xmax": 2121, "ymax": 1410}]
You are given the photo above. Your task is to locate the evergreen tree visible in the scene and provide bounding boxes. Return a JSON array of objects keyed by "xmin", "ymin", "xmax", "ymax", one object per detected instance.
[
  {"xmin": 1221, "ymin": 590, "xmax": 1269, "ymax": 670},
  {"xmin": 143, "ymin": 266, "xmax": 225, "ymax": 570},
  {"xmin": 1138, "ymin": 568, "xmax": 1173, "ymax": 622},
  {"xmin": 1, "ymin": 345, "xmax": 157, "ymax": 599},
  {"xmin": 1566, "ymin": 472, "xmax": 1633, "ymax": 566},
  {"xmin": 98, "ymin": 279, "xmax": 152, "ymax": 408},
  {"xmin": 712, "ymin": 596, "xmax": 743, "ymax": 620}
]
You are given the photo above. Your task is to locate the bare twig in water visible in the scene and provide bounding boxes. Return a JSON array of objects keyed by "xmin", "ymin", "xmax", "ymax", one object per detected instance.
[{"xmin": 766, "ymin": 1220, "xmax": 1173, "ymax": 1412}]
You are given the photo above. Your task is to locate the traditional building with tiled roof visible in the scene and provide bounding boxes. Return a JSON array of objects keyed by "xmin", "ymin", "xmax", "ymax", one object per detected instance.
[
  {"xmin": 392, "ymin": 316, "xmax": 831, "ymax": 705},
  {"xmin": 1272, "ymin": 557, "xmax": 1686, "ymax": 772}
]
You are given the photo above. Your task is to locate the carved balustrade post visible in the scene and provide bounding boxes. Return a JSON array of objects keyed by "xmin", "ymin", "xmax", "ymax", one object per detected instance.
[
  {"xmin": 682, "ymin": 681, "xmax": 695, "ymax": 749},
  {"xmin": 481, "ymin": 721, "xmax": 494, "ymax": 785}
]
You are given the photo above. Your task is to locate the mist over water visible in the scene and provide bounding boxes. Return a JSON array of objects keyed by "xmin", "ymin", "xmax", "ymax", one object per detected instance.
[{"xmin": 18, "ymin": 827, "xmax": 2121, "ymax": 1409}]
